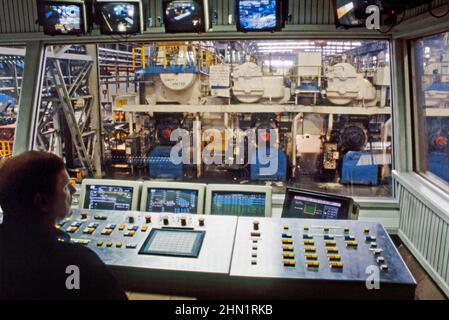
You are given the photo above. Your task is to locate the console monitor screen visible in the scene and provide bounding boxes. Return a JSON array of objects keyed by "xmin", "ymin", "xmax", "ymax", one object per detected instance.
[
  {"xmin": 282, "ymin": 188, "xmax": 353, "ymax": 220},
  {"xmin": 42, "ymin": 2, "xmax": 85, "ymax": 35},
  {"xmin": 237, "ymin": 0, "xmax": 281, "ymax": 31},
  {"xmin": 163, "ymin": 0, "xmax": 206, "ymax": 33},
  {"xmin": 146, "ymin": 188, "xmax": 198, "ymax": 214},
  {"xmin": 84, "ymin": 185, "xmax": 134, "ymax": 211},
  {"xmin": 97, "ymin": 2, "xmax": 141, "ymax": 34},
  {"xmin": 139, "ymin": 228, "xmax": 205, "ymax": 258},
  {"xmin": 210, "ymin": 191, "xmax": 266, "ymax": 217}
]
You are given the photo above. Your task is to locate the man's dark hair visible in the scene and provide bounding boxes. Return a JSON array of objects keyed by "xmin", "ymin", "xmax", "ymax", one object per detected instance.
[{"xmin": 0, "ymin": 151, "xmax": 66, "ymax": 218}]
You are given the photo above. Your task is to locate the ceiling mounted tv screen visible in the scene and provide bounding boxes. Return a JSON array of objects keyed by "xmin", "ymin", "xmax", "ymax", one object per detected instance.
[
  {"xmin": 335, "ymin": 0, "xmax": 371, "ymax": 27},
  {"xmin": 236, "ymin": 0, "xmax": 283, "ymax": 32},
  {"xmin": 96, "ymin": 0, "xmax": 143, "ymax": 34},
  {"xmin": 163, "ymin": 0, "xmax": 210, "ymax": 33},
  {"xmin": 39, "ymin": 0, "xmax": 87, "ymax": 35}
]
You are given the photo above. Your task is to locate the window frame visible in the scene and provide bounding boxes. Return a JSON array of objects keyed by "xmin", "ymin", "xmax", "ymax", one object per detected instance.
[{"xmin": 409, "ymin": 29, "xmax": 449, "ymax": 194}]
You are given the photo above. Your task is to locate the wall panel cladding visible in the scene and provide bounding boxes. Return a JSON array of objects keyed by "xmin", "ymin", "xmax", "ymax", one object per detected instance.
[
  {"xmin": 0, "ymin": 0, "xmax": 41, "ymax": 34},
  {"xmin": 397, "ymin": 182, "xmax": 449, "ymax": 297}
]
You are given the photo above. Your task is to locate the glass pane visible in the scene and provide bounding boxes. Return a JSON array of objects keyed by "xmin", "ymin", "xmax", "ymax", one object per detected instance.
[
  {"xmin": 413, "ymin": 32, "xmax": 449, "ymax": 184},
  {"xmin": 0, "ymin": 46, "xmax": 26, "ymax": 161},
  {"xmin": 35, "ymin": 40, "xmax": 393, "ymax": 198}
]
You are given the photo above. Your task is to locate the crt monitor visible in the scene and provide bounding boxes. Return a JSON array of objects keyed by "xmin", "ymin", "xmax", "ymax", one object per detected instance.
[
  {"xmin": 236, "ymin": 0, "xmax": 283, "ymax": 32},
  {"xmin": 205, "ymin": 184, "xmax": 272, "ymax": 217},
  {"xmin": 96, "ymin": 0, "xmax": 144, "ymax": 34},
  {"xmin": 162, "ymin": 0, "xmax": 210, "ymax": 33},
  {"xmin": 335, "ymin": 0, "xmax": 371, "ymax": 27},
  {"xmin": 38, "ymin": 0, "xmax": 88, "ymax": 35},
  {"xmin": 281, "ymin": 188, "xmax": 354, "ymax": 220},
  {"xmin": 140, "ymin": 182, "xmax": 206, "ymax": 214},
  {"xmin": 80, "ymin": 179, "xmax": 142, "ymax": 211}
]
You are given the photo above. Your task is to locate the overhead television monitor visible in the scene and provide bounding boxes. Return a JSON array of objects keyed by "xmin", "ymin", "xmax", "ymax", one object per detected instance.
[
  {"xmin": 236, "ymin": 0, "xmax": 283, "ymax": 32},
  {"xmin": 96, "ymin": 0, "xmax": 144, "ymax": 34},
  {"xmin": 205, "ymin": 184, "xmax": 272, "ymax": 217},
  {"xmin": 140, "ymin": 182, "xmax": 206, "ymax": 214},
  {"xmin": 281, "ymin": 188, "xmax": 354, "ymax": 220},
  {"xmin": 335, "ymin": 0, "xmax": 371, "ymax": 28},
  {"xmin": 80, "ymin": 179, "xmax": 142, "ymax": 211},
  {"xmin": 162, "ymin": 0, "xmax": 210, "ymax": 33},
  {"xmin": 38, "ymin": 0, "xmax": 88, "ymax": 35}
]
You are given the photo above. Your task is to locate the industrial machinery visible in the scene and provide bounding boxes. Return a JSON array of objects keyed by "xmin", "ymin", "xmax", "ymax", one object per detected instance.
[
  {"xmin": 294, "ymin": 52, "xmax": 322, "ymax": 105},
  {"xmin": 317, "ymin": 115, "xmax": 389, "ymax": 186},
  {"xmin": 326, "ymin": 62, "xmax": 377, "ymax": 107},
  {"xmin": 424, "ymin": 52, "xmax": 449, "ymax": 107},
  {"xmin": 231, "ymin": 61, "xmax": 290, "ymax": 104},
  {"xmin": 427, "ymin": 117, "xmax": 449, "ymax": 182},
  {"xmin": 0, "ymin": 124, "xmax": 15, "ymax": 160}
]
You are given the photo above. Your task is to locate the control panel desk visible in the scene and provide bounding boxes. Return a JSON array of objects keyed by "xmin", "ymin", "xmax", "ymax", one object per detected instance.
[
  {"xmin": 63, "ymin": 209, "xmax": 238, "ymax": 298},
  {"xmin": 229, "ymin": 217, "xmax": 416, "ymax": 299}
]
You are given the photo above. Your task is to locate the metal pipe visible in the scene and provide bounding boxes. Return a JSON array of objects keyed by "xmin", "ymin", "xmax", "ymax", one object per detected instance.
[{"xmin": 291, "ymin": 112, "xmax": 303, "ymax": 178}]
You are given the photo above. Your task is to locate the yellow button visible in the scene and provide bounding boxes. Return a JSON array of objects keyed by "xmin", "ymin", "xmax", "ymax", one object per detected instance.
[
  {"xmin": 282, "ymin": 239, "xmax": 293, "ymax": 244},
  {"xmin": 346, "ymin": 241, "xmax": 358, "ymax": 247},
  {"xmin": 116, "ymin": 242, "xmax": 123, "ymax": 248},
  {"xmin": 97, "ymin": 241, "xmax": 103, "ymax": 247},
  {"xmin": 283, "ymin": 253, "xmax": 295, "ymax": 259},
  {"xmin": 307, "ymin": 261, "xmax": 319, "ymax": 268},
  {"xmin": 106, "ymin": 241, "xmax": 113, "ymax": 247},
  {"xmin": 327, "ymin": 247, "xmax": 339, "ymax": 253},
  {"xmin": 303, "ymin": 240, "xmax": 315, "ymax": 245},
  {"xmin": 325, "ymin": 240, "xmax": 336, "ymax": 246},
  {"xmin": 324, "ymin": 226, "xmax": 330, "ymax": 232},
  {"xmin": 330, "ymin": 262, "xmax": 344, "ymax": 269},
  {"xmin": 344, "ymin": 227, "xmax": 350, "ymax": 233},
  {"xmin": 304, "ymin": 247, "xmax": 316, "ymax": 253},
  {"xmin": 141, "ymin": 226, "xmax": 148, "ymax": 232},
  {"xmin": 118, "ymin": 224, "xmax": 125, "ymax": 231},
  {"xmin": 305, "ymin": 254, "xmax": 318, "ymax": 260},
  {"xmin": 283, "ymin": 225, "xmax": 289, "ymax": 230},
  {"xmin": 364, "ymin": 228, "xmax": 370, "ymax": 233},
  {"xmin": 282, "ymin": 245, "xmax": 294, "ymax": 252},
  {"xmin": 303, "ymin": 226, "xmax": 309, "ymax": 231},
  {"xmin": 283, "ymin": 260, "xmax": 296, "ymax": 267},
  {"xmin": 328, "ymin": 255, "xmax": 341, "ymax": 261}
]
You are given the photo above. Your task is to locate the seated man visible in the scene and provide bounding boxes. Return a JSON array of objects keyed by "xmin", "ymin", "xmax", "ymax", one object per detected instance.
[{"xmin": 0, "ymin": 151, "xmax": 127, "ymax": 300}]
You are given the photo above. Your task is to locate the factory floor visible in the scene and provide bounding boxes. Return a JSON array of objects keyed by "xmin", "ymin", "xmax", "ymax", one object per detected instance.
[{"xmin": 125, "ymin": 239, "xmax": 447, "ymax": 301}]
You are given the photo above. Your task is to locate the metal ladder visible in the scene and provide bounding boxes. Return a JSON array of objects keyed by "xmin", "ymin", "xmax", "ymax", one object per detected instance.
[{"xmin": 50, "ymin": 59, "xmax": 95, "ymax": 175}]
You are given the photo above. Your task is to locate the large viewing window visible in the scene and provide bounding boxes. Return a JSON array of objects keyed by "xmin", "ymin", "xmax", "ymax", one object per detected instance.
[
  {"xmin": 34, "ymin": 40, "xmax": 393, "ymax": 198},
  {"xmin": 0, "ymin": 46, "xmax": 25, "ymax": 161},
  {"xmin": 412, "ymin": 31, "xmax": 449, "ymax": 188}
]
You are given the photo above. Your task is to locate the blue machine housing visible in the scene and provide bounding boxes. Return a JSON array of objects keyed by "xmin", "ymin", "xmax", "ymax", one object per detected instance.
[
  {"xmin": 341, "ymin": 151, "xmax": 379, "ymax": 185},
  {"xmin": 148, "ymin": 146, "xmax": 183, "ymax": 179},
  {"xmin": 250, "ymin": 148, "xmax": 287, "ymax": 181},
  {"xmin": 0, "ymin": 93, "xmax": 15, "ymax": 110},
  {"xmin": 428, "ymin": 152, "xmax": 449, "ymax": 183}
]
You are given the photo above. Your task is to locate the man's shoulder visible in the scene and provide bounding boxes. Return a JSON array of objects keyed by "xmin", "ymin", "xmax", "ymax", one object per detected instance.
[{"xmin": 54, "ymin": 241, "xmax": 105, "ymax": 266}]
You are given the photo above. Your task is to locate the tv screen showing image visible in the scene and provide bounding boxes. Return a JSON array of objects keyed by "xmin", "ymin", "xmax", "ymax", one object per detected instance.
[
  {"xmin": 237, "ymin": 0, "xmax": 281, "ymax": 32},
  {"xmin": 42, "ymin": 2, "xmax": 85, "ymax": 35},
  {"xmin": 97, "ymin": 1, "xmax": 142, "ymax": 34},
  {"xmin": 335, "ymin": 0, "xmax": 369, "ymax": 27},
  {"xmin": 163, "ymin": 0, "xmax": 207, "ymax": 33}
]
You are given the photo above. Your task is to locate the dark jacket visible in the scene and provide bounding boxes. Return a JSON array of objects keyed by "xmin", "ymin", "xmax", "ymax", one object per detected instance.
[{"xmin": 0, "ymin": 220, "xmax": 128, "ymax": 300}]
